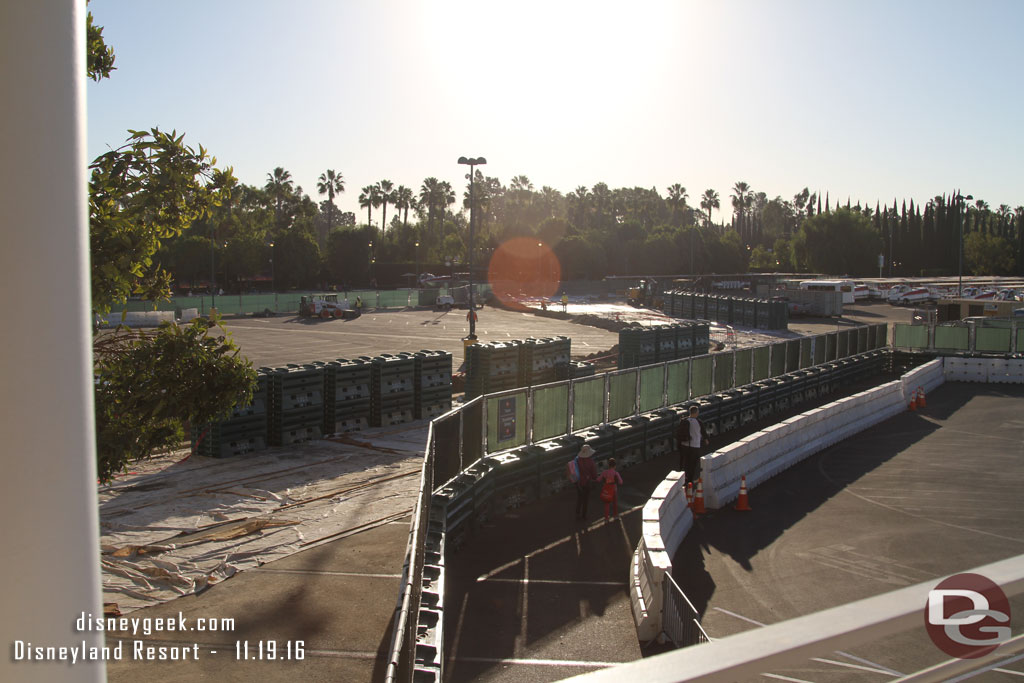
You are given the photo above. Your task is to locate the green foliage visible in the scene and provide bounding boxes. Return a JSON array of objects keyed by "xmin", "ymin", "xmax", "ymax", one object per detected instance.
[
  {"xmin": 89, "ymin": 128, "xmax": 229, "ymax": 314},
  {"xmin": 169, "ymin": 234, "xmax": 212, "ymax": 288},
  {"xmin": 93, "ymin": 318, "xmax": 256, "ymax": 483},
  {"xmin": 325, "ymin": 226, "xmax": 375, "ymax": 286},
  {"xmin": 275, "ymin": 230, "xmax": 321, "ymax": 289},
  {"xmin": 964, "ymin": 231, "xmax": 1016, "ymax": 275},
  {"xmin": 86, "ymin": 3, "xmax": 116, "ymax": 81},
  {"xmin": 86, "ymin": 6, "xmax": 253, "ymax": 486},
  {"xmin": 223, "ymin": 234, "xmax": 268, "ymax": 287},
  {"xmin": 796, "ymin": 208, "xmax": 880, "ymax": 275}
]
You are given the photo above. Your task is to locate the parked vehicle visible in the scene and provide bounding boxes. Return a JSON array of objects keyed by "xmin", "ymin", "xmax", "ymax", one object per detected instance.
[
  {"xmin": 897, "ymin": 287, "xmax": 932, "ymax": 305},
  {"xmin": 799, "ymin": 279, "xmax": 855, "ymax": 304},
  {"xmin": 887, "ymin": 284, "xmax": 911, "ymax": 304}
]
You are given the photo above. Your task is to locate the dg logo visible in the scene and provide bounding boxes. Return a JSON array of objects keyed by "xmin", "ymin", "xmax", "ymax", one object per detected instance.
[{"xmin": 925, "ymin": 573, "xmax": 1011, "ymax": 659}]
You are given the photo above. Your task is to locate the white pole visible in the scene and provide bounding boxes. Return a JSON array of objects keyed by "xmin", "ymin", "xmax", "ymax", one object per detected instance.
[{"xmin": 0, "ymin": 2, "xmax": 105, "ymax": 681}]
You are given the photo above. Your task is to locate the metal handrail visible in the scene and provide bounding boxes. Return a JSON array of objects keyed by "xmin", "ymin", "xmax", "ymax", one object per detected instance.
[{"xmin": 564, "ymin": 554, "xmax": 1024, "ymax": 683}]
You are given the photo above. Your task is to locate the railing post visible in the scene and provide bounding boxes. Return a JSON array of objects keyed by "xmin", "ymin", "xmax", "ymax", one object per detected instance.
[
  {"xmin": 481, "ymin": 395, "xmax": 488, "ymax": 455},
  {"xmin": 568, "ymin": 377, "xmax": 575, "ymax": 434}
]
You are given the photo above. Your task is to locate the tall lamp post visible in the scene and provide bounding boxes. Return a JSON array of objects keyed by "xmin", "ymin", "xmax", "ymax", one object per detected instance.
[
  {"xmin": 954, "ymin": 192, "xmax": 973, "ymax": 298},
  {"xmin": 414, "ymin": 240, "xmax": 420, "ymax": 286},
  {"xmin": 458, "ymin": 156, "xmax": 486, "ymax": 339},
  {"xmin": 268, "ymin": 240, "xmax": 276, "ymax": 312},
  {"xmin": 368, "ymin": 241, "xmax": 375, "ymax": 288}
]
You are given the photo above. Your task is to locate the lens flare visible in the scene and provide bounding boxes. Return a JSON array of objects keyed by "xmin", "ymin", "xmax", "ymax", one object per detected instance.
[{"xmin": 487, "ymin": 237, "xmax": 562, "ymax": 308}]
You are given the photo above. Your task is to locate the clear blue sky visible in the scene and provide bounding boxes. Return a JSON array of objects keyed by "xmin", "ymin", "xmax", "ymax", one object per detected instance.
[{"xmin": 87, "ymin": 0, "xmax": 1024, "ymax": 226}]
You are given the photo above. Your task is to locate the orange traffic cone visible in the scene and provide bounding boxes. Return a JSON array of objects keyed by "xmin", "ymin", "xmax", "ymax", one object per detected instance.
[
  {"xmin": 685, "ymin": 482, "xmax": 694, "ymax": 510},
  {"xmin": 909, "ymin": 392, "xmax": 918, "ymax": 410},
  {"xmin": 693, "ymin": 479, "xmax": 706, "ymax": 515},
  {"xmin": 735, "ymin": 476, "xmax": 752, "ymax": 511},
  {"xmin": 917, "ymin": 387, "xmax": 926, "ymax": 408}
]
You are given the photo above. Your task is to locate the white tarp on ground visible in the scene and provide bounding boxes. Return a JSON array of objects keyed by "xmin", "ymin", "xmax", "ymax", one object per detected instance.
[{"xmin": 98, "ymin": 423, "xmax": 426, "ymax": 613}]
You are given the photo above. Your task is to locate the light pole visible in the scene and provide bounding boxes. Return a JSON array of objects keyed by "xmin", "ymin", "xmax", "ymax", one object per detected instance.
[
  {"xmin": 368, "ymin": 241, "xmax": 375, "ymax": 288},
  {"xmin": 955, "ymin": 192, "xmax": 973, "ymax": 298},
  {"xmin": 414, "ymin": 240, "xmax": 420, "ymax": 287},
  {"xmin": 222, "ymin": 241, "xmax": 229, "ymax": 295},
  {"xmin": 268, "ymin": 240, "xmax": 276, "ymax": 312},
  {"xmin": 458, "ymin": 156, "xmax": 486, "ymax": 339}
]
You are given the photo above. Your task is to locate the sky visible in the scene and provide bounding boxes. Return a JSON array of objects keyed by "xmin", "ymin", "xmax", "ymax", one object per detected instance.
[{"xmin": 87, "ymin": 0, "xmax": 1024, "ymax": 228}]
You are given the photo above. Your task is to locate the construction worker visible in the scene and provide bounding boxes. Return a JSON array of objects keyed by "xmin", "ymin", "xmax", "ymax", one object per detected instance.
[
  {"xmin": 466, "ymin": 308, "xmax": 478, "ymax": 324},
  {"xmin": 561, "ymin": 292, "xmax": 568, "ymax": 312}
]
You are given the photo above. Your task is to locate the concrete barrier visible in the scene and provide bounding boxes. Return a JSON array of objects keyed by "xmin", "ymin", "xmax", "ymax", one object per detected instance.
[
  {"xmin": 630, "ymin": 471, "xmax": 691, "ymax": 642},
  {"xmin": 945, "ymin": 356, "xmax": 1024, "ymax": 384},
  {"xmin": 702, "ymin": 359, "xmax": 945, "ymax": 510}
]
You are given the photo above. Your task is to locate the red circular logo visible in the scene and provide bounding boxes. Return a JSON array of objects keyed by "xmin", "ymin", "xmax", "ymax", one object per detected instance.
[{"xmin": 924, "ymin": 573, "xmax": 1011, "ymax": 659}]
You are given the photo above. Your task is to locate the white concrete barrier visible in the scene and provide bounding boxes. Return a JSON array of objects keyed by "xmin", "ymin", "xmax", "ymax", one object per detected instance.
[
  {"xmin": 103, "ymin": 310, "xmax": 176, "ymax": 328},
  {"xmin": 943, "ymin": 356, "xmax": 1024, "ymax": 384},
  {"xmin": 703, "ymin": 367, "xmax": 933, "ymax": 510},
  {"xmin": 630, "ymin": 471, "xmax": 692, "ymax": 643},
  {"xmin": 179, "ymin": 307, "xmax": 200, "ymax": 322}
]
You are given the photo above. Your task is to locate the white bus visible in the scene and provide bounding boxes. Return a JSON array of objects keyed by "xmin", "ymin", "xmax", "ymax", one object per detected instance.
[{"xmin": 799, "ymin": 279, "xmax": 855, "ymax": 304}]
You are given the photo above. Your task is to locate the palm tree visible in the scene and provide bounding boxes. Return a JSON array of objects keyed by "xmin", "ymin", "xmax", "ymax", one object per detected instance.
[
  {"xmin": 394, "ymin": 185, "xmax": 414, "ymax": 231},
  {"xmin": 317, "ymin": 169, "xmax": 345, "ymax": 233},
  {"xmin": 568, "ymin": 185, "xmax": 589, "ymax": 229},
  {"xmin": 418, "ymin": 177, "xmax": 441, "ymax": 240},
  {"xmin": 439, "ymin": 181, "xmax": 456, "ymax": 232},
  {"xmin": 358, "ymin": 185, "xmax": 377, "ymax": 227},
  {"xmin": 700, "ymin": 189, "xmax": 720, "ymax": 228},
  {"xmin": 265, "ymin": 167, "xmax": 294, "ymax": 229},
  {"xmin": 667, "ymin": 183, "xmax": 688, "ymax": 226},
  {"xmin": 730, "ymin": 181, "xmax": 752, "ymax": 230},
  {"xmin": 377, "ymin": 179, "xmax": 394, "ymax": 236}
]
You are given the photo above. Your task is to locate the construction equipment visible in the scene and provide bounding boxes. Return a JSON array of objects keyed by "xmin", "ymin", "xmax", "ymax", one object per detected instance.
[{"xmin": 298, "ymin": 293, "xmax": 356, "ymax": 319}]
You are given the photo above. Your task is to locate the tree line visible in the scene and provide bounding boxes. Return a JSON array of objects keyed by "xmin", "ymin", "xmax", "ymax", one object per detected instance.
[{"xmin": 167, "ymin": 168, "xmax": 1024, "ymax": 292}]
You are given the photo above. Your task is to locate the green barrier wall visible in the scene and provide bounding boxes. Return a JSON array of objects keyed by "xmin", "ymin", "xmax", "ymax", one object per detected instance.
[
  {"xmin": 799, "ymin": 338, "xmax": 812, "ymax": 369},
  {"xmin": 532, "ymin": 384, "xmax": 569, "ymax": 442},
  {"xmin": 893, "ymin": 324, "xmax": 928, "ymax": 350},
  {"xmin": 667, "ymin": 359, "xmax": 690, "ymax": 404},
  {"xmin": 838, "ymin": 330, "xmax": 850, "ymax": 358},
  {"xmin": 608, "ymin": 371, "xmax": 638, "ymax": 420},
  {"xmin": 713, "ymin": 352, "xmax": 735, "ymax": 392},
  {"xmin": 934, "ymin": 326, "xmax": 969, "ymax": 351},
  {"xmin": 639, "ymin": 366, "xmax": 665, "ymax": 413},
  {"xmin": 976, "ymin": 327, "xmax": 1011, "ymax": 353},
  {"xmin": 487, "ymin": 390, "xmax": 528, "ymax": 453},
  {"xmin": 770, "ymin": 343, "xmax": 787, "ymax": 376},
  {"xmin": 826, "ymin": 333, "xmax": 837, "ymax": 361},
  {"xmin": 735, "ymin": 349, "xmax": 753, "ymax": 386},
  {"xmin": 857, "ymin": 326, "xmax": 868, "ymax": 354},
  {"xmin": 785, "ymin": 340, "xmax": 800, "ymax": 372},
  {"xmin": 813, "ymin": 335, "xmax": 826, "ymax": 365},
  {"xmin": 752, "ymin": 346, "xmax": 770, "ymax": 381},
  {"xmin": 691, "ymin": 356, "xmax": 713, "ymax": 396},
  {"xmin": 1018, "ymin": 329, "xmax": 1024, "ymax": 353},
  {"xmin": 572, "ymin": 376, "xmax": 605, "ymax": 430}
]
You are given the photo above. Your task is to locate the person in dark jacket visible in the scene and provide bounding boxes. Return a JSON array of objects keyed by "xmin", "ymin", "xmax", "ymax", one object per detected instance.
[
  {"xmin": 574, "ymin": 444, "xmax": 599, "ymax": 521},
  {"xmin": 676, "ymin": 405, "xmax": 709, "ymax": 485}
]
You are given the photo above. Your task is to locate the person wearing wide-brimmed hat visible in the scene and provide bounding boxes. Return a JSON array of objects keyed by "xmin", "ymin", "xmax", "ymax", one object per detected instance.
[{"xmin": 574, "ymin": 443, "xmax": 599, "ymax": 521}]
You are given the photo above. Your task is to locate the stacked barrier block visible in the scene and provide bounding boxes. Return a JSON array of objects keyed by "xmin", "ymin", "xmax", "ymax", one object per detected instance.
[
  {"xmin": 320, "ymin": 358, "xmax": 372, "ymax": 434},
  {"xmin": 414, "ymin": 350, "xmax": 453, "ymax": 420},
  {"xmin": 619, "ymin": 323, "xmax": 709, "ymax": 369},
  {"xmin": 268, "ymin": 365, "xmax": 325, "ymax": 446},
  {"xmin": 191, "ymin": 371, "xmax": 270, "ymax": 457},
  {"xmin": 518, "ymin": 336, "xmax": 570, "ymax": 386},
  {"xmin": 662, "ymin": 291, "xmax": 788, "ymax": 330},
  {"xmin": 465, "ymin": 341, "xmax": 521, "ymax": 399},
  {"xmin": 371, "ymin": 354, "xmax": 416, "ymax": 427}
]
